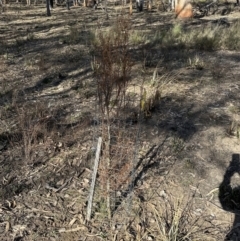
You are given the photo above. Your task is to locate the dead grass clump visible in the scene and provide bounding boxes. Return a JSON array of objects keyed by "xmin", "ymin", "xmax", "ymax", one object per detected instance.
[
  {"xmin": 98, "ymin": 185, "xmax": 225, "ymax": 241},
  {"xmin": 145, "ymin": 190, "xmax": 224, "ymax": 241},
  {"xmin": 129, "ymin": 30, "xmax": 147, "ymax": 45},
  {"xmin": 15, "ymin": 33, "xmax": 35, "ymax": 47},
  {"xmin": 140, "ymin": 87, "xmax": 161, "ymax": 119},
  {"xmin": 65, "ymin": 27, "xmax": 95, "ymax": 45},
  {"xmin": 16, "ymin": 103, "xmax": 50, "ymax": 163},
  {"xmin": 12, "ymin": 101, "xmax": 55, "ymax": 164},
  {"xmin": 194, "ymin": 35, "xmax": 217, "ymax": 51},
  {"xmin": 187, "ymin": 54, "xmax": 205, "ymax": 70},
  {"xmin": 183, "ymin": 25, "xmax": 220, "ymax": 51},
  {"xmin": 221, "ymin": 20, "xmax": 240, "ymax": 50},
  {"xmin": 151, "ymin": 24, "xmax": 187, "ymax": 50},
  {"xmin": 140, "ymin": 63, "xmax": 173, "ymax": 119},
  {"xmin": 149, "ymin": 22, "xmax": 240, "ymax": 51}
]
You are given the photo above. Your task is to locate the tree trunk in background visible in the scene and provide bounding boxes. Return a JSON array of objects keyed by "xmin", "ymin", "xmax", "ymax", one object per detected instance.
[
  {"xmin": 129, "ymin": 0, "xmax": 132, "ymax": 14},
  {"xmin": 148, "ymin": 0, "xmax": 152, "ymax": 10},
  {"xmin": 50, "ymin": 0, "xmax": 53, "ymax": 8},
  {"xmin": 169, "ymin": 0, "xmax": 177, "ymax": 10},
  {"xmin": 46, "ymin": 0, "xmax": 51, "ymax": 16},
  {"xmin": 175, "ymin": 0, "xmax": 193, "ymax": 18},
  {"xmin": 66, "ymin": 0, "xmax": 70, "ymax": 9},
  {"xmin": 104, "ymin": 0, "xmax": 108, "ymax": 19},
  {"xmin": 175, "ymin": 0, "xmax": 178, "ymax": 9},
  {"xmin": 136, "ymin": 0, "xmax": 143, "ymax": 12}
]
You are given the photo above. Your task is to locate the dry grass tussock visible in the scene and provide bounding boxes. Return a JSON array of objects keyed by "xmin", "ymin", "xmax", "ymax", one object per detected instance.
[{"xmin": 146, "ymin": 20, "xmax": 240, "ymax": 51}]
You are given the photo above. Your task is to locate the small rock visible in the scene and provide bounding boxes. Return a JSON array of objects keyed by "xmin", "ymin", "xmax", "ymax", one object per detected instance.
[
  {"xmin": 194, "ymin": 208, "xmax": 202, "ymax": 216},
  {"xmin": 72, "ymin": 158, "xmax": 81, "ymax": 166},
  {"xmin": 81, "ymin": 178, "xmax": 90, "ymax": 187},
  {"xmin": 149, "ymin": 218, "xmax": 155, "ymax": 223},
  {"xmin": 210, "ymin": 213, "xmax": 215, "ymax": 220},
  {"xmin": 116, "ymin": 191, "xmax": 122, "ymax": 197},
  {"xmin": 159, "ymin": 190, "xmax": 167, "ymax": 199},
  {"xmin": 147, "ymin": 235, "xmax": 154, "ymax": 240},
  {"xmin": 57, "ymin": 142, "xmax": 63, "ymax": 148}
]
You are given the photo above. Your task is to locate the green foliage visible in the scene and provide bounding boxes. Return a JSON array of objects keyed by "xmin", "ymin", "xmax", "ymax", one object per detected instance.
[
  {"xmin": 171, "ymin": 23, "xmax": 182, "ymax": 38},
  {"xmin": 129, "ymin": 30, "xmax": 147, "ymax": 45},
  {"xmin": 65, "ymin": 27, "xmax": 95, "ymax": 45},
  {"xmin": 221, "ymin": 20, "xmax": 240, "ymax": 50},
  {"xmin": 148, "ymin": 20, "xmax": 240, "ymax": 51},
  {"xmin": 194, "ymin": 34, "xmax": 219, "ymax": 51}
]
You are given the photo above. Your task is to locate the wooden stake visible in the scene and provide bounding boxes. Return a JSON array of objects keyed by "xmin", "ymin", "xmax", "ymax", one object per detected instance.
[{"xmin": 86, "ymin": 137, "xmax": 102, "ymax": 221}]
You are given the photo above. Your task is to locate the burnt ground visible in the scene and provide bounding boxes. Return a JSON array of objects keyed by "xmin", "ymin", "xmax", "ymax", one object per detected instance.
[{"xmin": 0, "ymin": 1, "xmax": 240, "ymax": 240}]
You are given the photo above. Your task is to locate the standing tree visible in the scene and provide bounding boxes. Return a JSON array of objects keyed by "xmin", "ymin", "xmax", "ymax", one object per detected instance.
[
  {"xmin": 46, "ymin": 0, "xmax": 51, "ymax": 16},
  {"xmin": 66, "ymin": 0, "xmax": 70, "ymax": 10}
]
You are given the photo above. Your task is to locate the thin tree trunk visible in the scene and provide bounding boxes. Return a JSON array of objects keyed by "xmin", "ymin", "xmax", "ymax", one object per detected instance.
[
  {"xmin": 171, "ymin": 0, "xmax": 174, "ymax": 10},
  {"xmin": 173, "ymin": 0, "xmax": 178, "ymax": 10},
  {"xmin": 104, "ymin": 0, "xmax": 108, "ymax": 19},
  {"xmin": 46, "ymin": 0, "xmax": 51, "ymax": 16},
  {"xmin": 129, "ymin": 0, "xmax": 132, "ymax": 14},
  {"xmin": 66, "ymin": 0, "xmax": 70, "ymax": 10},
  {"xmin": 148, "ymin": 0, "xmax": 152, "ymax": 10}
]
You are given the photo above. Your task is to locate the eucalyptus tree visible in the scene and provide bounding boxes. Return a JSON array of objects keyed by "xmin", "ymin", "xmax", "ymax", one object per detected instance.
[{"xmin": 46, "ymin": 0, "xmax": 52, "ymax": 16}]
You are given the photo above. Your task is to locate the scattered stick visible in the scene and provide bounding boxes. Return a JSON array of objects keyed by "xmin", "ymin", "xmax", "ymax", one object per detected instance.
[
  {"xmin": 58, "ymin": 226, "xmax": 87, "ymax": 233},
  {"xmin": 45, "ymin": 176, "xmax": 74, "ymax": 193}
]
